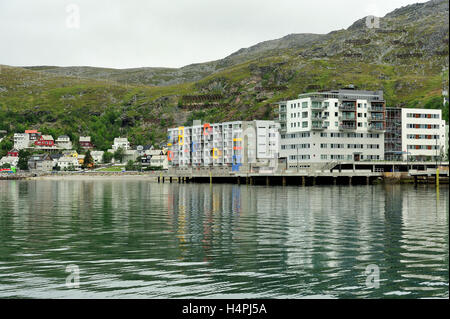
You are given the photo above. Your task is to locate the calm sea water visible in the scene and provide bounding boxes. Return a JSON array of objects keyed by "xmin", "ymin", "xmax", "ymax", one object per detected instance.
[{"xmin": 0, "ymin": 179, "xmax": 448, "ymax": 299}]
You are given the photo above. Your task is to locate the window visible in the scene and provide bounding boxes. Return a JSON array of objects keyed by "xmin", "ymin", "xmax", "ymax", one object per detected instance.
[
  {"xmin": 302, "ymin": 122, "xmax": 308, "ymax": 128},
  {"xmin": 358, "ymin": 113, "xmax": 362, "ymax": 118},
  {"xmin": 320, "ymin": 132, "xmax": 327, "ymax": 137},
  {"xmin": 302, "ymin": 112, "xmax": 308, "ymax": 118},
  {"xmin": 320, "ymin": 143, "xmax": 327, "ymax": 148},
  {"xmin": 302, "ymin": 102, "xmax": 308, "ymax": 108},
  {"xmin": 358, "ymin": 122, "xmax": 362, "ymax": 127},
  {"xmin": 321, "ymin": 155, "xmax": 328, "ymax": 160},
  {"xmin": 335, "ymin": 112, "xmax": 338, "ymax": 117},
  {"xmin": 358, "ymin": 103, "xmax": 361, "ymax": 108}
]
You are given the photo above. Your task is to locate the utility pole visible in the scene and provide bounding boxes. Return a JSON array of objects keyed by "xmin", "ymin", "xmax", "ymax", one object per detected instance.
[{"xmin": 436, "ymin": 137, "xmax": 439, "ymax": 186}]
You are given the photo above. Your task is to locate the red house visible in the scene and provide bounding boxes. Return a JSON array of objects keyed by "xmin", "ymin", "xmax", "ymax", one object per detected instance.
[
  {"xmin": 25, "ymin": 130, "xmax": 41, "ymax": 141},
  {"xmin": 79, "ymin": 136, "xmax": 94, "ymax": 149},
  {"xmin": 7, "ymin": 149, "xmax": 19, "ymax": 157},
  {"xmin": 35, "ymin": 135, "xmax": 55, "ymax": 147}
]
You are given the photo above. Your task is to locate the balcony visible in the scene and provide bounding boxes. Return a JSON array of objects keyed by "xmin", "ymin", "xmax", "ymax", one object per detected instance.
[
  {"xmin": 339, "ymin": 123, "xmax": 356, "ymax": 131},
  {"xmin": 277, "ymin": 106, "xmax": 287, "ymax": 114},
  {"xmin": 339, "ymin": 101, "xmax": 356, "ymax": 111},
  {"xmin": 369, "ymin": 115, "xmax": 384, "ymax": 121},
  {"xmin": 311, "ymin": 115, "xmax": 324, "ymax": 122},
  {"xmin": 311, "ymin": 123, "xmax": 325, "ymax": 130},
  {"xmin": 339, "ymin": 114, "xmax": 356, "ymax": 121},
  {"xmin": 311, "ymin": 101, "xmax": 325, "ymax": 110},
  {"xmin": 368, "ymin": 103, "xmax": 384, "ymax": 112},
  {"xmin": 368, "ymin": 124, "xmax": 385, "ymax": 132}
]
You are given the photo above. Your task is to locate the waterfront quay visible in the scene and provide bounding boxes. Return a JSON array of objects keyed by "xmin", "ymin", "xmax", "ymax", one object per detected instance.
[{"xmin": 160, "ymin": 161, "xmax": 449, "ymax": 186}]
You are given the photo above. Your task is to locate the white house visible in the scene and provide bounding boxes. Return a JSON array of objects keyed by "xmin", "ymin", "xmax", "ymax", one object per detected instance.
[
  {"xmin": 90, "ymin": 150, "xmax": 104, "ymax": 164},
  {"xmin": 57, "ymin": 156, "xmax": 81, "ymax": 171},
  {"xmin": 112, "ymin": 137, "xmax": 130, "ymax": 151},
  {"xmin": 13, "ymin": 133, "xmax": 30, "ymax": 150},
  {"xmin": 55, "ymin": 135, "xmax": 72, "ymax": 150},
  {"xmin": 148, "ymin": 150, "xmax": 169, "ymax": 169}
]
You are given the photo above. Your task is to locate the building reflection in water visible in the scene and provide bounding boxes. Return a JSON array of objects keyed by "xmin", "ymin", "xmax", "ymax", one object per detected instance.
[{"xmin": 0, "ymin": 180, "xmax": 448, "ymax": 298}]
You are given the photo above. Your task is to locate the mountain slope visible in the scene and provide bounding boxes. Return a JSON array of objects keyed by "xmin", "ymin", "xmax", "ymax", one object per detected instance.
[{"xmin": 1, "ymin": 0, "xmax": 449, "ymax": 155}]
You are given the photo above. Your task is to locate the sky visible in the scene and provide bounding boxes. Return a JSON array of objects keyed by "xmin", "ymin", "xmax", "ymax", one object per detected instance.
[{"xmin": 0, "ymin": 0, "xmax": 428, "ymax": 69}]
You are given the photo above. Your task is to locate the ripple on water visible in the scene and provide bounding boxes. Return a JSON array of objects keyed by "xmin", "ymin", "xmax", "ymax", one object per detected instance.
[{"xmin": 0, "ymin": 181, "xmax": 448, "ymax": 298}]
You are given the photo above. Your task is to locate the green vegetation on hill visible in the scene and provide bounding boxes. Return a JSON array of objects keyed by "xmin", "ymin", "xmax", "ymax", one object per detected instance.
[{"xmin": 0, "ymin": 0, "xmax": 448, "ymax": 151}]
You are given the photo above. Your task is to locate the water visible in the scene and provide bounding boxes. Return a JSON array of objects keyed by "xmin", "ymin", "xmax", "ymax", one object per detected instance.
[{"xmin": 0, "ymin": 179, "xmax": 448, "ymax": 299}]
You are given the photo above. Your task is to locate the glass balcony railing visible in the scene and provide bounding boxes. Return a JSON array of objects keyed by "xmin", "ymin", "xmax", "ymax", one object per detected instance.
[
  {"xmin": 369, "ymin": 115, "xmax": 384, "ymax": 121},
  {"xmin": 311, "ymin": 123, "xmax": 325, "ymax": 130},
  {"xmin": 311, "ymin": 102, "xmax": 324, "ymax": 109},
  {"xmin": 369, "ymin": 124, "xmax": 385, "ymax": 131},
  {"xmin": 339, "ymin": 123, "xmax": 356, "ymax": 130}
]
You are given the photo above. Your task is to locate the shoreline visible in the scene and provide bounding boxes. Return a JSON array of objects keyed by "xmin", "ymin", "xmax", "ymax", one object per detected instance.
[{"xmin": 32, "ymin": 174, "xmax": 158, "ymax": 181}]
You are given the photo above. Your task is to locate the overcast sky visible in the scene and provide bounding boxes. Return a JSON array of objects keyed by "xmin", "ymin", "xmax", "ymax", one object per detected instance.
[{"xmin": 0, "ymin": 0, "xmax": 427, "ymax": 69}]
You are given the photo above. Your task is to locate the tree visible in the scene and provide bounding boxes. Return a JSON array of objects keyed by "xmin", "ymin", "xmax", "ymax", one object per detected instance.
[
  {"xmin": 102, "ymin": 151, "xmax": 113, "ymax": 164},
  {"xmin": 0, "ymin": 138, "xmax": 13, "ymax": 157},
  {"xmin": 113, "ymin": 147, "xmax": 125, "ymax": 163},
  {"xmin": 125, "ymin": 160, "xmax": 135, "ymax": 171},
  {"xmin": 17, "ymin": 149, "xmax": 31, "ymax": 171},
  {"xmin": 83, "ymin": 150, "xmax": 94, "ymax": 169}
]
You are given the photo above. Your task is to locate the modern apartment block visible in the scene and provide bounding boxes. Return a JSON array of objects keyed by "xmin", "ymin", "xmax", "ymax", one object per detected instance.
[
  {"xmin": 167, "ymin": 120, "xmax": 280, "ymax": 172},
  {"xmin": 277, "ymin": 89, "xmax": 386, "ymax": 167},
  {"xmin": 385, "ymin": 107, "xmax": 447, "ymax": 161},
  {"xmin": 13, "ymin": 133, "xmax": 30, "ymax": 150}
]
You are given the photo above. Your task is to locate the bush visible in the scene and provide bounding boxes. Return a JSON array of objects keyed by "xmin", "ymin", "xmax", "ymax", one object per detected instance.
[
  {"xmin": 1, "ymin": 163, "xmax": 11, "ymax": 169},
  {"xmin": 102, "ymin": 151, "xmax": 113, "ymax": 164},
  {"xmin": 113, "ymin": 147, "xmax": 125, "ymax": 163},
  {"xmin": 144, "ymin": 165, "xmax": 163, "ymax": 171}
]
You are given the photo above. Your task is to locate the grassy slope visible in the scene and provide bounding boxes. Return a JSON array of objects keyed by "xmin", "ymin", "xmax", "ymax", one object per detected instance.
[{"xmin": 0, "ymin": 1, "xmax": 448, "ymax": 154}]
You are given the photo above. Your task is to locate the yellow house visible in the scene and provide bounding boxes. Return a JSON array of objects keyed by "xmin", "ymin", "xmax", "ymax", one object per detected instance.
[
  {"xmin": 62, "ymin": 150, "xmax": 78, "ymax": 158},
  {"xmin": 78, "ymin": 154, "xmax": 85, "ymax": 165}
]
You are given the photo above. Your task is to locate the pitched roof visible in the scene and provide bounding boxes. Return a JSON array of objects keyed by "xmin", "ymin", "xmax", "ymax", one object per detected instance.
[
  {"xmin": 29, "ymin": 154, "xmax": 51, "ymax": 161},
  {"xmin": 50, "ymin": 154, "xmax": 63, "ymax": 160}
]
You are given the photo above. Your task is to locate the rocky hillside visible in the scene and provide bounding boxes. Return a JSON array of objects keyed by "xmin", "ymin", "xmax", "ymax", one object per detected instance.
[{"xmin": 1, "ymin": 0, "xmax": 448, "ymax": 154}]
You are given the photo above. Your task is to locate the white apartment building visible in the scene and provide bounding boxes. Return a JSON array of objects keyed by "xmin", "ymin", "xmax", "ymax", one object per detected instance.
[
  {"xmin": 167, "ymin": 120, "xmax": 280, "ymax": 172},
  {"xmin": 57, "ymin": 156, "xmax": 81, "ymax": 170},
  {"xmin": 277, "ymin": 89, "xmax": 386, "ymax": 167},
  {"xmin": 13, "ymin": 133, "xmax": 30, "ymax": 150},
  {"xmin": 55, "ymin": 135, "xmax": 72, "ymax": 150},
  {"xmin": 112, "ymin": 137, "xmax": 130, "ymax": 151},
  {"xmin": 400, "ymin": 108, "xmax": 446, "ymax": 161},
  {"xmin": 90, "ymin": 151, "xmax": 105, "ymax": 164}
]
